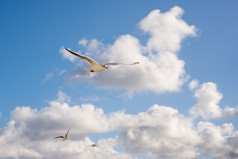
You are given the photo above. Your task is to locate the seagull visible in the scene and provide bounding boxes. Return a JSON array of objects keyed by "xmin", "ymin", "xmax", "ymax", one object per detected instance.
[
  {"xmin": 65, "ymin": 48, "xmax": 139, "ymax": 72},
  {"xmin": 91, "ymin": 144, "xmax": 98, "ymax": 147},
  {"xmin": 54, "ymin": 129, "xmax": 69, "ymax": 141}
]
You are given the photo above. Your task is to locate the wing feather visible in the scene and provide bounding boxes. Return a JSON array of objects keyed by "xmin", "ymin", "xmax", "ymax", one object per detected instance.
[
  {"xmin": 55, "ymin": 136, "xmax": 64, "ymax": 139},
  {"xmin": 65, "ymin": 48, "xmax": 100, "ymax": 66},
  {"xmin": 65, "ymin": 129, "xmax": 69, "ymax": 137},
  {"xmin": 105, "ymin": 62, "xmax": 139, "ymax": 66}
]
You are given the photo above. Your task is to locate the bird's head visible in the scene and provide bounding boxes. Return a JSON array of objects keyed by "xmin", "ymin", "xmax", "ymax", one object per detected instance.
[{"xmin": 102, "ymin": 65, "xmax": 108, "ymax": 69}]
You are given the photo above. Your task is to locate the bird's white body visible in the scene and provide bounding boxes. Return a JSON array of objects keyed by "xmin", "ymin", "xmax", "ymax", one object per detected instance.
[{"xmin": 84, "ymin": 65, "xmax": 107, "ymax": 72}]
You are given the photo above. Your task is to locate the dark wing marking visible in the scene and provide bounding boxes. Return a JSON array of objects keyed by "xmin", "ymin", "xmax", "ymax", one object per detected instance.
[
  {"xmin": 91, "ymin": 144, "xmax": 98, "ymax": 147},
  {"xmin": 65, "ymin": 48, "xmax": 100, "ymax": 66},
  {"xmin": 105, "ymin": 62, "xmax": 139, "ymax": 66},
  {"xmin": 65, "ymin": 129, "xmax": 69, "ymax": 137}
]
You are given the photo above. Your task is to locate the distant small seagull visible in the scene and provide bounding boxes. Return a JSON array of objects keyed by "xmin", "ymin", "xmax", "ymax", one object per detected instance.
[
  {"xmin": 54, "ymin": 129, "xmax": 69, "ymax": 141},
  {"xmin": 65, "ymin": 48, "xmax": 139, "ymax": 72},
  {"xmin": 91, "ymin": 144, "xmax": 98, "ymax": 147}
]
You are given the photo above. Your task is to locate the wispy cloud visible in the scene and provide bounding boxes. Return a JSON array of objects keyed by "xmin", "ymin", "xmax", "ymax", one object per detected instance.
[
  {"xmin": 224, "ymin": 106, "xmax": 238, "ymax": 118},
  {"xmin": 42, "ymin": 69, "xmax": 68, "ymax": 84},
  {"xmin": 58, "ymin": 69, "xmax": 67, "ymax": 76},
  {"xmin": 78, "ymin": 38, "xmax": 88, "ymax": 46},
  {"xmin": 42, "ymin": 73, "xmax": 54, "ymax": 84},
  {"xmin": 188, "ymin": 79, "xmax": 199, "ymax": 90},
  {"xmin": 79, "ymin": 95, "xmax": 102, "ymax": 102}
]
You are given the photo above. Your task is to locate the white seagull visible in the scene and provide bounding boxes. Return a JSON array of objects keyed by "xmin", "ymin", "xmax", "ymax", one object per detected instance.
[{"xmin": 65, "ymin": 48, "xmax": 139, "ymax": 72}]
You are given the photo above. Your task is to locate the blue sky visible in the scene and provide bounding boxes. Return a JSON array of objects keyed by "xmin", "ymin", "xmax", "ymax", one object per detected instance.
[{"xmin": 1, "ymin": 1, "xmax": 238, "ymax": 159}]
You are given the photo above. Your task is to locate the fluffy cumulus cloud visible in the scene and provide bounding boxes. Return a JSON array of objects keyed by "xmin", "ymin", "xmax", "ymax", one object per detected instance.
[
  {"xmin": 1, "ymin": 90, "xmax": 238, "ymax": 159},
  {"xmin": 139, "ymin": 6, "xmax": 196, "ymax": 53},
  {"xmin": 189, "ymin": 81, "xmax": 238, "ymax": 120},
  {"xmin": 189, "ymin": 82, "xmax": 223, "ymax": 120},
  {"xmin": 0, "ymin": 92, "xmax": 131, "ymax": 159},
  {"xmin": 110, "ymin": 105, "xmax": 202, "ymax": 158},
  {"xmin": 197, "ymin": 122, "xmax": 238, "ymax": 159},
  {"xmin": 12, "ymin": 91, "xmax": 110, "ymax": 138},
  {"xmin": 64, "ymin": 6, "xmax": 197, "ymax": 94}
]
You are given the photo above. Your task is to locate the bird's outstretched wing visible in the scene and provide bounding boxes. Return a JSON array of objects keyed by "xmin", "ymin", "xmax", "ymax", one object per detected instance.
[
  {"xmin": 65, "ymin": 48, "xmax": 100, "ymax": 66},
  {"xmin": 104, "ymin": 62, "xmax": 139, "ymax": 66},
  {"xmin": 65, "ymin": 129, "xmax": 70, "ymax": 137},
  {"xmin": 55, "ymin": 136, "xmax": 64, "ymax": 139}
]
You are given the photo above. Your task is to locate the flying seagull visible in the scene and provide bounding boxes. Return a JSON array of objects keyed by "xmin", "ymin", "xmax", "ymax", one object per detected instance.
[
  {"xmin": 91, "ymin": 144, "xmax": 98, "ymax": 147},
  {"xmin": 65, "ymin": 48, "xmax": 139, "ymax": 72},
  {"xmin": 54, "ymin": 129, "xmax": 69, "ymax": 141}
]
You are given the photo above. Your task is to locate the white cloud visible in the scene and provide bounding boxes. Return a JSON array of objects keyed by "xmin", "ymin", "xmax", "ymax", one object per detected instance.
[
  {"xmin": 79, "ymin": 95, "xmax": 102, "ymax": 102},
  {"xmin": 78, "ymin": 38, "xmax": 104, "ymax": 56},
  {"xmin": 189, "ymin": 82, "xmax": 223, "ymax": 120},
  {"xmin": 42, "ymin": 69, "xmax": 68, "ymax": 84},
  {"xmin": 188, "ymin": 79, "xmax": 199, "ymax": 90},
  {"xmin": 224, "ymin": 106, "xmax": 238, "ymax": 118},
  {"xmin": 94, "ymin": 34, "xmax": 189, "ymax": 93},
  {"xmin": 197, "ymin": 122, "xmax": 238, "ymax": 159},
  {"xmin": 119, "ymin": 90, "xmax": 135, "ymax": 99},
  {"xmin": 56, "ymin": 90, "xmax": 71, "ymax": 103},
  {"xmin": 0, "ymin": 124, "xmax": 131, "ymax": 159},
  {"xmin": 0, "ymin": 92, "xmax": 130, "ymax": 159},
  {"xmin": 58, "ymin": 69, "xmax": 67, "ymax": 76},
  {"xmin": 139, "ymin": 6, "xmax": 196, "ymax": 53},
  {"xmin": 226, "ymin": 131, "xmax": 238, "ymax": 158},
  {"xmin": 42, "ymin": 73, "xmax": 54, "ymax": 84},
  {"xmin": 1, "ymin": 91, "xmax": 238, "ymax": 158},
  {"xmin": 78, "ymin": 38, "xmax": 88, "ymax": 46},
  {"xmin": 87, "ymin": 39, "xmax": 104, "ymax": 54},
  {"xmin": 110, "ymin": 105, "xmax": 202, "ymax": 159},
  {"xmin": 65, "ymin": 6, "xmax": 196, "ymax": 94}
]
